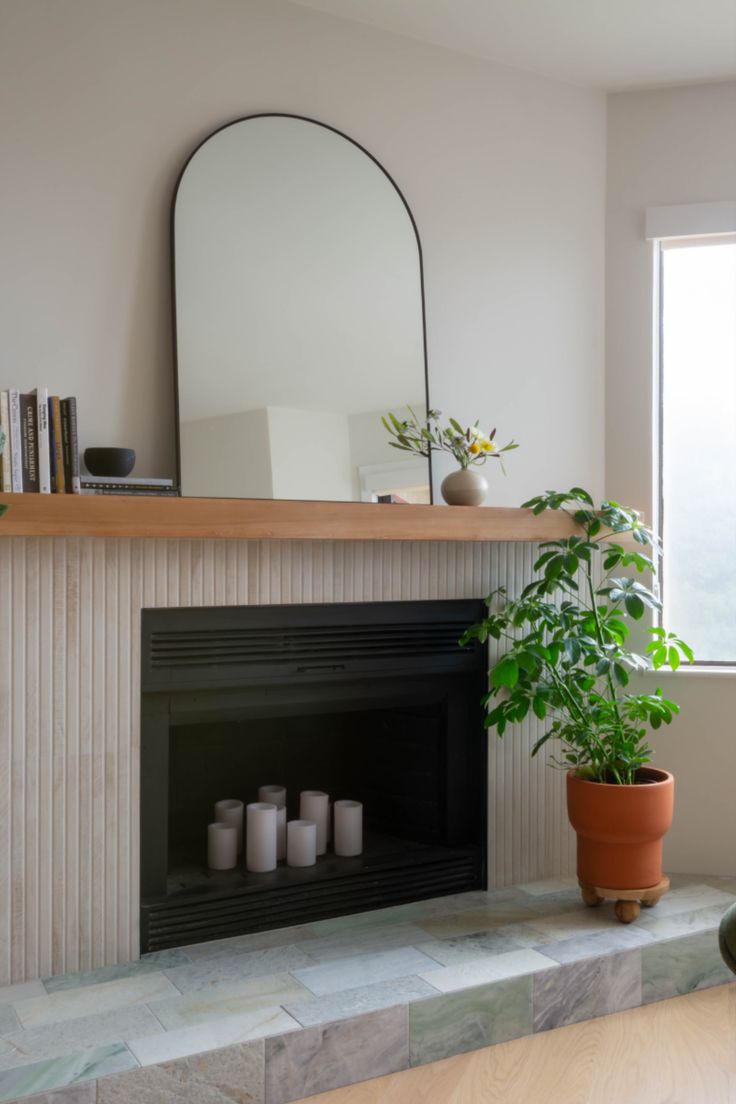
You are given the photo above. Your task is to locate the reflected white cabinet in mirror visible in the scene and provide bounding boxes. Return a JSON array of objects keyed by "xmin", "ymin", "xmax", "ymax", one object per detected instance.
[{"xmin": 173, "ymin": 114, "xmax": 431, "ymax": 502}]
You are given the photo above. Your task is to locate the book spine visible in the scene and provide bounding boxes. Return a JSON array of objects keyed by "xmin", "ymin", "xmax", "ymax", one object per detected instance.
[
  {"xmin": 19, "ymin": 394, "xmax": 39, "ymax": 492},
  {"xmin": 63, "ymin": 397, "xmax": 81, "ymax": 494},
  {"xmin": 0, "ymin": 391, "xmax": 10, "ymax": 493},
  {"xmin": 36, "ymin": 388, "xmax": 51, "ymax": 494},
  {"xmin": 50, "ymin": 396, "xmax": 65, "ymax": 494},
  {"xmin": 8, "ymin": 390, "xmax": 22, "ymax": 493}
]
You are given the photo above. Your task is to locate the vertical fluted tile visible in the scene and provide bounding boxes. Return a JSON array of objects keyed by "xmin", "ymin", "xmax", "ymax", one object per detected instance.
[{"xmin": 0, "ymin": 535, "xmax": 573, "ymax": 986}]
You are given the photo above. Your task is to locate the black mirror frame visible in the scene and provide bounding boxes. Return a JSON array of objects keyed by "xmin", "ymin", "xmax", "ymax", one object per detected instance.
[{"xmin": 170, "ymin": 112, "xmax": 432, "ymax": 503}]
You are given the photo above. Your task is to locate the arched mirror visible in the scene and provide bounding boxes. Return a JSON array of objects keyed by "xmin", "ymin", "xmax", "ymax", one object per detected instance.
[{"xmin": 173, "ymin": 114, "xmax": 431, "ymax": 503}]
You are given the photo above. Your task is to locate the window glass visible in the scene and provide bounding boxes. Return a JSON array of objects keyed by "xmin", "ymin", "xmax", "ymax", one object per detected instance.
[{"xmin": 661, "ymin": 238, "xmax": 736, "ymax": 661}]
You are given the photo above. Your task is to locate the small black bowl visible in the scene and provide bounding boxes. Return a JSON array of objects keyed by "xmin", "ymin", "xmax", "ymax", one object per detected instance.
[{"xmin": 84, "ymin": 447, "xmax": 136, "ymax": 478}]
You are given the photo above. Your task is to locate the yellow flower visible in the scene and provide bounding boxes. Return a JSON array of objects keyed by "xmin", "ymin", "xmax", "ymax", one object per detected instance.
[
  {"xmin": 468, "ymin": 441, "xmax": 481, "ymax": 455},
  {"xmin": 481, "ymin": 439, "xmax": 496, "ymax": 453}
]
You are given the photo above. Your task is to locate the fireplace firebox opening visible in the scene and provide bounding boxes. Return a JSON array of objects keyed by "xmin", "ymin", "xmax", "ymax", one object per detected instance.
[{"xmin": 140, "ymin": 600, "xmax": 487, "ymax": 952}]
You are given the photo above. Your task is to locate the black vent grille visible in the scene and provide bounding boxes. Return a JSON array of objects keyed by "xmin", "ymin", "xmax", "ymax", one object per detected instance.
[
  {"xmin": 142, "ymin": 852, "xmax": 480, "ymax": 952},
  {"xmin": 141, "ymin": 601, "xmax": 484, "ymax": 689},
  {"xmin": 150, "ymin": 621, "xmax": 466, "ymax": 668}
]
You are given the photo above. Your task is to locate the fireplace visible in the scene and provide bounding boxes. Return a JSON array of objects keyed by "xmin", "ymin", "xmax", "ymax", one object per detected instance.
[{"xmin": 140, "ymin": 599, "xmax": 487, "ymax": 952}]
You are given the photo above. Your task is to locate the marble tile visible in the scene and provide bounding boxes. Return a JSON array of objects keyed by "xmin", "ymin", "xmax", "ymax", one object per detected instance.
[
  {"xmin": 283, "ymin": 976, "xmax": 437, "ymax": 1028},
  {"xmin": 291, "ymin": 947, "xmax": 438, "ymax": 998},
  {"xmin": 646, "ymin": 885, "xmax": 736, "ymax": 920},
  {"xmin": 14, "ymin": 973, "xmax": 179, "ymax": 1030},
  {"xmin": 642, "ymin": 929, "xmax": 733, "ymax": 1003},
  {"xmin": 540, "ymin": 923, "xmax": 655, "ymax": 964},
  {"xmin": 522, "ymin": 887, "xmax": 582, "ymax": 912},
  {"xmin": 0, "ymin": 982, "xmax": 46, "ymax": 1007},
  {"xmin": 164, "ymin": 945, "xmax": 312, "ymax": 994},
  {"xmin": 43, "ymin": 951, "xmax": 190, "ymax": 993},
  {"xmin": 0, "ymin": 1043, "xmax": 136, "ymax": 1103},
  {"xmin": 517, "ymin": 877, "xmax": 578, "ymax": 897},
  {"xmin": 149, "ymin": 973, "xmax": 310, "ymax": 1031},
  {"xmin": 96, "ymin": 1039, "xmax": 264, "ymax": 1103},
  {"xmin": 701, "ymin": 875, "xmax": 736, "ymax": 895},
  {"xmin": 415, "ymin": 902, "xmax": 537, "ymax": 939},
  {"xmin": 298, "ymin": 924, "xmax": 435, "ymax": 964},
  {"xmin": 0, "ymin": 1005, "xmax": 162, "ymax": 1070},
  {"xmin": 0, "ymin": 1007, "xmax": 19, "ymax": 1038},
  {"xmin": 409, "ymin": 976, "xmax": 532, "ymax": 1066},
  {"xmin": 416, "ymin": 928, "xmax": 528, "ymax": 967},
  {"xmin": 304, "ymin": 904, "xmax": 429, "ymax": 937},
  {"xmin": 533, "ymin": 949, "xmax": 642, "ymax": 1032},
  {"xmin": 265, "ymin": 1006, "xmax": 408, "ymax": 1104},
  {"xmin": 522, "ymin": 904, "xmax": 623, "ymax": 940},
  {"xmin": 9, "ymin": 1083, "xmax": 96, "ymax": 1103},
  {"xmin": 636, "ymin": 903, "xmax": 728, "ymax": 940},
  {"xmin": 180, "ymin": 926, "xmax": 316, "ymax": 962},
  {"xmin": 128, "ymin": 1008, "xmax": 298, "ymax": 1066},
  {"xmin": 417, "ymin": 949, "xmax": 559, "ymax": 993}
]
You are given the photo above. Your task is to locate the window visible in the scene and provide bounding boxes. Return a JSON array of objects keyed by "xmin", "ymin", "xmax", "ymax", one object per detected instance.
[{"xmin": 658, "ymin": 233, "xmax": 736, "ymax": 662}]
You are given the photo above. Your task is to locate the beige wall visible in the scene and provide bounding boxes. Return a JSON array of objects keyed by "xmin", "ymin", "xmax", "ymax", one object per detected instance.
[
  {"xmin": 0, "ymin": 0, "xmax": 606, "ymax": 500},
  {"xmin": 606, "ymin": 80, "xmax": 736, "ymax": 874}
]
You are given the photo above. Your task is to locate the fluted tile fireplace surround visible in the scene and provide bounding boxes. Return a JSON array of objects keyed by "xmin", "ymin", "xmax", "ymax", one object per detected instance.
[{"xmin": 0, "ymin": 534, "xmax": 574, "ymax": 986}]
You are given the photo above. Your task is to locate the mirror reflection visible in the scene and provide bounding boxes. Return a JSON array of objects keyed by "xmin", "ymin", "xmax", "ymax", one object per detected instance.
[{"xmin": 174, "ymin": 115, "xmax": 430, "ymax": 502}]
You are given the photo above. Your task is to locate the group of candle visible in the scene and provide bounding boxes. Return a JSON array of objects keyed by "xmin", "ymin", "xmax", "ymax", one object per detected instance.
[{"xmin": 206, "ymin": 785, "xmax": 363, "ymax": 872}]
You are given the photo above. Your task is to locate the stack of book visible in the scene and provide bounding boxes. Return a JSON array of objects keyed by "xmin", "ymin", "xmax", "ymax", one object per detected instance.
[
  {"xmin": 0, "ymin": 388, "xmax": 178, "ymax": 497},
  {"xmin": 0, "ymin": 389, "xmax": 80, "ymax": 494},
  {"xmin": 80, "ymin": 476, "xmax": 177, "ymax": 497}
]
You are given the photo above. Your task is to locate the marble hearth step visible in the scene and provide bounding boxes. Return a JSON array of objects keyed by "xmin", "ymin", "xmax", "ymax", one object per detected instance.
[{"xmin": 0, "ymin": 873, "xmax": 733, "ymax": 1104}]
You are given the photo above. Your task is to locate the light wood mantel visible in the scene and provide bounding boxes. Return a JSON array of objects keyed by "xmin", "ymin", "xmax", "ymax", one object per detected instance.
[{"xmin": 0, "ymin": 493, "xmax": 579, "ymax": 541}]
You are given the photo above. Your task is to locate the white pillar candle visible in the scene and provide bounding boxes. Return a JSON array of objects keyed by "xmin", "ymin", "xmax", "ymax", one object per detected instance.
[
  {"xmin": 334, "ymin": 800, "xmax": 363, "ymax": 857},
  {"xmin": 258, "ymin": 784, "xmax": 286, "ymax": 808},
  {"xmin": 300, "ymin": 790, "xmax": 329, "ymax": 855},
  {"xmin": 246, "ymin": 802, "xmax": 278, "ymax": 873},
  {"xmin": 287, "ymin": 819, "xmax": 317, "ymax": 868},
  {"xmin": 214, "ymin": 799, "xmax": 244, "ymax": 855},
  {"xmin": 276, "ymin": 805, "xmax": 287, "ymax": 861},
  {"xmin": 207, "ymin": 822, "xmax": 237, "ymax": 870}
]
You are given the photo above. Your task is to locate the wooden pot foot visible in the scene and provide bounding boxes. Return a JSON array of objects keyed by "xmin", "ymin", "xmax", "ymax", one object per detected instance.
[{"xmin": 578, "ymin": 875, "xmax": 670, "ymax": 923}]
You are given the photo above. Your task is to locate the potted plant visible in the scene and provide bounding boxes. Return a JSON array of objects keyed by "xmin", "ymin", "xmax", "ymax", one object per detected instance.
[
  {"xmin": 382, "ymin": 407, "xmax": 517, "ymax": 505},
  {"xmin": 461, "ymin": 488, "xmax": 692, "ymax": 919}
]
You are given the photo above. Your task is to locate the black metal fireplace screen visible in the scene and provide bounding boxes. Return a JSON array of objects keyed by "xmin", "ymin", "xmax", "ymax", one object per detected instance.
[{"xmin": 140, "ymin": 599, "xmax": 487, "ymax": 952}]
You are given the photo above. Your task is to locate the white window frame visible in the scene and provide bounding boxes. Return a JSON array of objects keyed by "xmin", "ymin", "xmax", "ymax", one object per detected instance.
[{"xmin": 647, "ymin": 201, "xmax": 736, "ymax": 667}]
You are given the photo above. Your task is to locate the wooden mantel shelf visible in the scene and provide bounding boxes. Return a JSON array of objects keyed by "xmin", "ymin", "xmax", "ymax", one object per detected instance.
[{"xmin": 0, "ymin": 493, "xmax": 579, "ymax": 542}]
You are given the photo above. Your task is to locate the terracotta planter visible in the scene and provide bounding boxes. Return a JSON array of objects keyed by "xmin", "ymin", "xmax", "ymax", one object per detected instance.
[
  {"xmin": 566, "ymin": 767, "xmax": 674, "ymax": 890},
  {"xmin": 440, "ymin": 468, "xmax": 488, "ymax": 506}
]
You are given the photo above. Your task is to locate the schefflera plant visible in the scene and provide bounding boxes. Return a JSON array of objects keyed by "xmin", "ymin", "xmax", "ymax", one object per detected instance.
[{"xmin": 461, "ymin": 488, "xmax": 693, "ymax": 785}]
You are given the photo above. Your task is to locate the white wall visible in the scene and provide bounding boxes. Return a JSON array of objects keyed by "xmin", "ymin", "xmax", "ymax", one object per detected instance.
[
  {"xmin": 606, "ymin": 80, "xmax": 736, "ymax": 874},
  {"xmin": 0, "ymin": 0, "xmax": 606, "ymax": 498},
  {"xmin": 268, "ymin": 407, "xmax": 354, "ymax": 501},
  {"xmin": 180, "ymin": 408, "xmax": 273, "ymax": 498}
]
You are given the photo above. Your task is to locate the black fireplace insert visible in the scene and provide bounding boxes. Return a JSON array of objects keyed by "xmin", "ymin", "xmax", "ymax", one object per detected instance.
[{"xmin": 140, "ymin": 599, "xmax": 487, "ymax": 952}]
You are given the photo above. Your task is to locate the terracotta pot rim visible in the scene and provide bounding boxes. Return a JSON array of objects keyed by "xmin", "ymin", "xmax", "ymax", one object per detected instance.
[{"xmin": 567, "ymin": 767, "xmax": 673, "ymax": 790}]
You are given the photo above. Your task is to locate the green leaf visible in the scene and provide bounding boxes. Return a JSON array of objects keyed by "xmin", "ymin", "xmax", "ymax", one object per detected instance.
[
  {"xmin": 491, "ymin": 656, "xmax": 519, "ymax": 689},
  {"xmin": 668, "ymin": 646, "xmax": 681, "ymax": 671},
  {"xmin": 613, "ymin": 662, "xmax": 629, "ymax": 687},
  {"xmin": 533, "ymin": 695, "xmax": 547, "ymax": 720},
  {"xmin": 625, "ymin": 594, "xmax": 645, "ymax": 619}
]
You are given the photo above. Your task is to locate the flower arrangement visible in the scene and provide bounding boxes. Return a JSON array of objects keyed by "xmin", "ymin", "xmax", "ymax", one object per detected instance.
[{"xmin": 381, "ymin": 407, "xmax": 518, "ymax": 472}]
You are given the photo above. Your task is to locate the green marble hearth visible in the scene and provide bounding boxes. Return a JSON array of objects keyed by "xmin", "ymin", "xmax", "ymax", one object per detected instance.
[{"xmin": 0, "ymin": 874, "xmax": 733, "ymax": 1104}]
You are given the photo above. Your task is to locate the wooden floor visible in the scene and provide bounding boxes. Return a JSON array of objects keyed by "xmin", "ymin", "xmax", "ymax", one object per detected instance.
[{"xmin": 299, "ymin": 984, "xmax": 736, "ymax": 1104}]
